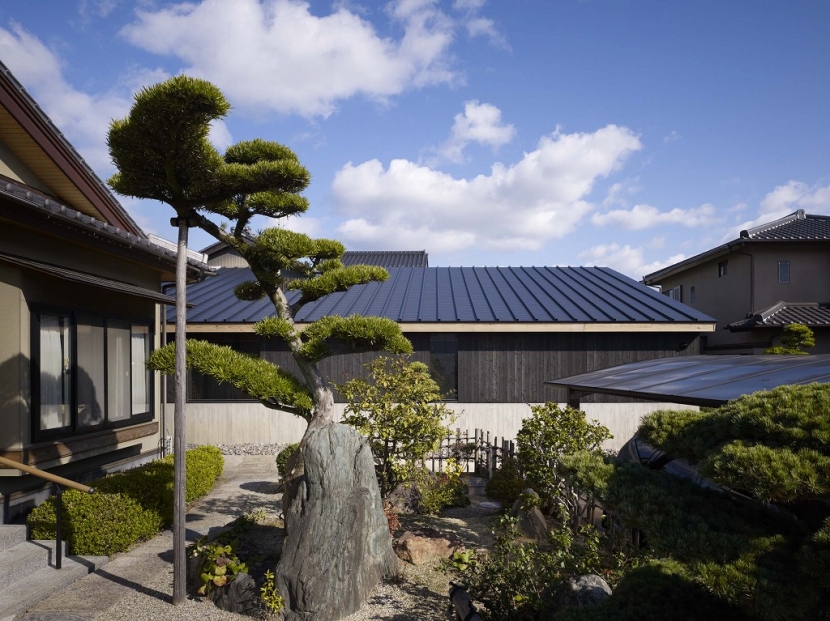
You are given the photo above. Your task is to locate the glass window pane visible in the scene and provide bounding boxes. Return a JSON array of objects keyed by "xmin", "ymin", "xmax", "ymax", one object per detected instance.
[
  {"xmin": 39, "ymin": 314, "xmax": 72, "ymax": 430},
  {"xmin": 77, "ymin": 317, "xmax": 105, "ymax": 428},
  {"xmin": 107, "ymin": 321, "xmax": 131, "ymax": 421},
  {"xmin": 131, "ymin": 325, "xmax": 150, "ymax": 415},
  {"xmin": 430, "ymin": 334, "xmax": 458, "ymax": 400}
]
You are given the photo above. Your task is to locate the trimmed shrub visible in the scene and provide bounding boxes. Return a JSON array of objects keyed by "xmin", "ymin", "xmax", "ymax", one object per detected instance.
[
  {"xmin": 275, "ymin": 443, "xmax": 300, "ymax": 478},
  {"xmin": 28, "ymin": 447, "xmax": 224, "ymax": 555},
  {"xmin": 485, "ymin": 456, "xmax": 525, "ymax": 508}
]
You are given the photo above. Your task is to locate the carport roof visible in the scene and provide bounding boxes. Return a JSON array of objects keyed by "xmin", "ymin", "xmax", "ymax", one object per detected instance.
[{"xmin": 546, "ymin": 354, "xmax": 830, "ymax": 408}]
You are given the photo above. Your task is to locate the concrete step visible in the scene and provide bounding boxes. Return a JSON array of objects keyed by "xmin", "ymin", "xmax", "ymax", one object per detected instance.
[
  {"xmin": 0, "ymin": 526, "xmax": 26, "ymax": 552},
  {"xmin": 0, "ymin": 553, "xmax": 107, "ymax": 620},
  {"xmin": 0, "ymin": 540, "xmax": 70, "ymax": 590}
]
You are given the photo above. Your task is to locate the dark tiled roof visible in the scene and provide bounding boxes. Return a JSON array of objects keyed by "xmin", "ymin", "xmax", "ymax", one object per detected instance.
[
  {"xmin": 173, "ymin": 266, "xmax": 715, "ymax": 325},
  {"xmin": 741, "ymin": 210, "xmax": 830, "ymax": 241},
  {"xmin": 341, "ymin": 250, "xmax": 428, "ymax": 267},
  {"xmin": 727, "ymin": 302, "xmax": 830, "ymax": 332},
  {"xmin": 643, "ymin": 210, "xmax": 830, "ymax": 284}
]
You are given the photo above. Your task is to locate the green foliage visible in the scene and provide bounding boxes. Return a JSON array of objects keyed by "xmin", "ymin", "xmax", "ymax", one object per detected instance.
[
  {"xmin": 275, "ymin": 443, "xmax": 300, "ymax": 478},
  {"xmin": 484, "ymin": 456, "xmax": 526, "ymax": 508},
  {"xmin": 190, "ymin": 539, "xmax": 248, "ymax": 596},
  {"xmin": 300, "ymin": 316, "xmax": 412, "ymax": 362},
  {"xmin": 260, "ymin": 569, "xmax": 285, "ymax": 613},
  {"xmin": 517, "ymin": 403, "xmax": 611, "ymax": 521},
  {"xmin": 339, "ymin": 356, "xmax": 450, "ymax": 496},
  {"xmin": 287, "ymin": 264, "xmax": 390, "ymax": 306},
  {"xmin": 254, "ymin": 316, "xmax": 296, "ymax": 342},
  {"xmin": 560, "ymin": 384, "xmax": 830, "ymax": 620},
  {"xmin": 456, "ymin": 517, "xmax": 620, "ymax": 621},
  {"xmin": 28, "ymin": 447, "xmax": 223, "ymax": 555},
  {"xmin": 765, "ymin": 323, "xmax": 816, "ymax": 355},
  {"xmin": 410, "ymin": 459, "xmax": 469, "ymax": 515},
  {"xmin": 234, "ymin": 280, "xmax": 265, "ymax": 301},
  {"xmin": 147, "ymin": 339, "xmax": 313, "ymax": 417}
]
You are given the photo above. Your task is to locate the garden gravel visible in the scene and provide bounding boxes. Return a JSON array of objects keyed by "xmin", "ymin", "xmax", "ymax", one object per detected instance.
[{"xmin": 19, "ymin": 452, "xmax": 497, "ymax": 621}]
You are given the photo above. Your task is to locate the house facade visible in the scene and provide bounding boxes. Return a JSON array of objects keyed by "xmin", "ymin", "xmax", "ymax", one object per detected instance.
[
  {"xmin": 171, "ymin": 248, "xmax": 714, "ymax": 450},
  {"xmin": 643, "ymin": 210, "xmax": 830, "ymax": 354},
  {"xmin": 0, "ymin": 62, "xmax": 207, "ymax": 523}
]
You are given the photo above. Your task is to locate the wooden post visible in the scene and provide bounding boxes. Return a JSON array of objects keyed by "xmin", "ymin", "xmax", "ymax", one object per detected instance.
[{"xmin": 172, "ymin": 216, "xmax": 189, "ymax": 605}]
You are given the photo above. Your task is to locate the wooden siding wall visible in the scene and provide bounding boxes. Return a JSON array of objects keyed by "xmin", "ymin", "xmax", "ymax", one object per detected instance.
[{"xmin": 189, "ymin": 331, "xmax": 701, "ymax": 404}]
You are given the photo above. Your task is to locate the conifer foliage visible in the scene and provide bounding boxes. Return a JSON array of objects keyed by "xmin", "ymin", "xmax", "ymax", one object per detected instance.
[
  {"xmin": 108, "ymin": 76, "xmax": 412, "ymax": 424},
  {"xmin": 561, "ymin": 383, "xmax": 830, "ymax": 620}
]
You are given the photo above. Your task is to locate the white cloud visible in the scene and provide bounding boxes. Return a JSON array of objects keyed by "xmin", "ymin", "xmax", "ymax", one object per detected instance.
[
  {"xmin": 578, "ymin": 243, "xmax": 686, "ymax": 279},
  {"xmin": 332, "ymin": 125, "xmax": 642, "ymax": 254},
  {"xmin": 265, "ymin": 214, "xmax": 325, "ymax": 238},
  {"xmin": 591, "ymin": 203, "xmax": 718, "ymax": 230},
  {"xmin": 663, "ymin": 130, "xmax": 681, "ymax": 144},
  {"xmin": 0, "ymin": 23, "xmax": 135, "ymax": 173},
  {"xmin": 451, "ymin": 0, "xmax": 507, "ymax": 48},
  {"xmin": 208, "ymin": 119, "xmax": 233, "ymax": 152},
  {"xmin": 437, "ymin": 100, "xmax": 515, "ymax": 163},
  {"xmin": 120, "ymin": 0, "xmax": 459, "ymax": 117},
  {"xmin": 730, "ymin": 180, "xmax": 830, "ymax": 235},
  {"xmin": 601, "ymin": 177, "xmax": 640, "ymax": 208}
]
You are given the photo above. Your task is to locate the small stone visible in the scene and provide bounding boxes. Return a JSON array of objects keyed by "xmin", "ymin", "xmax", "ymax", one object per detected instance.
[
  {"xmin": 386, "ymin": 482, "xmax": 422, "ymax": 515},
  {"xmin": 509, "ymin": 488, "xmax": 548, "ymax": 543},
  {"xmin": 557, "ymin": 574, "xmax": 612, "ymax": 608},
  {"xmin": 210, "ymin": 573, "xmax": 262, "ymax": 616},
  {"xmin": 393, "ymin": 528, "xmax": 464, "ymax": 566}
]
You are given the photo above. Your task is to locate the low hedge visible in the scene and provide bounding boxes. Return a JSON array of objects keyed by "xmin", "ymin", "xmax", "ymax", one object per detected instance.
[{"xmin": 28, "ymin": 446, "xmax": 224, "ymax": 556}]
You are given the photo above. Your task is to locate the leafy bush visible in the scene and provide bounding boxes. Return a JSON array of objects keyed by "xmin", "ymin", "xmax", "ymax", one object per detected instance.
[
  {"xmin": 28, "ymin": 447, "xmax": 224, "ymax": 555},
  {"xmin": 190, "ymin": 539, "xmax": 248, "ymax": 596},
  {"xmin": 275, "ymin": 443, "xmax": 300, "ymax": 478},
  {"xmin": 764, "ymin": 323, "xmax": 815, "ymax": 355},
  {"xmin": 485, "ymin": 456, "xmax": 525, "ymax": 508},
  {"xmin": 407, "ymin": 459, "xmax": 468, "ymax": 515},
  {"xmin": 339, "ymin": 356, "xmax": 452, "ymax": 496}
]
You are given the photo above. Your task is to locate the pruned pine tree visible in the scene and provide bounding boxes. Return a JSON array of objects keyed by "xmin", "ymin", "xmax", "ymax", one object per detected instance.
[
  {"xmin": 560, "ymin": 383, "xmax": 830, "ymax": 621},
  {"xmin": 108, "ymin": 76, "xmax": 411, "ymax": 425},
  {"xmin": 107, "ymin": 76, "xmax": 411, "ymax": 616}
]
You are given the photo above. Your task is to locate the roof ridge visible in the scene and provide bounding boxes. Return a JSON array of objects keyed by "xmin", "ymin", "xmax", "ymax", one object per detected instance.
[{"xmin": 741, "ymin": 209, "xmax": 804, "ymax": 238}]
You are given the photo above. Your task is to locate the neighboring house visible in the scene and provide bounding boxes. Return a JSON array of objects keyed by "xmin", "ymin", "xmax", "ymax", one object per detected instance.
[
  {"xmin": 643, "ymin": 210, "xmax": 830, "ymax": 354},
  {"xmin": 0, "ymin": 62, "xmax": 208, "ymax": 523},
  {"xmin": 169, "ymin": 247, "xmax": 714, "ymax": 449}
]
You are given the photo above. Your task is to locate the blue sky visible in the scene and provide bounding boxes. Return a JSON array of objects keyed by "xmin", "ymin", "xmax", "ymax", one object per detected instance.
[{"xmin": 1, "ymin": 1, "xmax": 828, "ymax": 277}]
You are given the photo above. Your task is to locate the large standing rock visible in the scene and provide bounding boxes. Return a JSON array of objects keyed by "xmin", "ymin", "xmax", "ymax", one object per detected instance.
[{"xmin": 276, "ymin": 423, "xmax": 396, "ymax": 621}]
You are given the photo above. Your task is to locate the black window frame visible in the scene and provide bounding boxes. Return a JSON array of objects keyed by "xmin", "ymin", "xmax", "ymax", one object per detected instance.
[
  {"xmin": 718, "ymin": 260, "xmax": 728, "ymax": 277},
  {"xmin": 429, "ymin": 333, "xmax": 458, "ymax": 401},
  {"xmin": 31, "ymin": 305, "xmax": 155, "ymax": 442},
  {"xmin": 778, "ymin": 260, "xmax": 790, "ymax": 284}
]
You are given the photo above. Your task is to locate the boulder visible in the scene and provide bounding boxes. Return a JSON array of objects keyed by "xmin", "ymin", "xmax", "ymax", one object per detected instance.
[
  {"xmin": 276, "ymin": 423, "xmax": 396, "ymax": 621},
  {"xmin": 557, "ymin": 574, "xmax": 612, "ymax": 608},
  {"xmin": 509, "ymin": 488, "xmax": 548, "ymax": 543},
  {"xmin": 394, "ymin": 528, "xmax": 464, "ymax": 565},
  {"xmin": 210, "ymin": 573, "xmax": 261, "ymax": 616},
  {"xmin": 386, "ymin": 482, "xmax": 422, "ymax": 515}
]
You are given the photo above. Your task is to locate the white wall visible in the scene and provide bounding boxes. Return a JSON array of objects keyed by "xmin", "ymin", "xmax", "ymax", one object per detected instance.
[{"xmin": 184, "ymin": 401, "xmax": 698, "ymax": 452}]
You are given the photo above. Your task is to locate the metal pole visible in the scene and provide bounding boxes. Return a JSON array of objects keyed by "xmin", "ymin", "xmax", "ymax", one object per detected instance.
[
  {"xmin": 55, "ymin": 485, "xmax": 62, "ymax": 570},
  {"xmin": 172, "ymin": 217, "xmax": 189, "ymax": 605}
]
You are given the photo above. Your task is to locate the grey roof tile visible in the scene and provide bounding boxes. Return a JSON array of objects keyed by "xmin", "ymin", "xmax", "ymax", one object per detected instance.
[{"xmin": 727, "ymin": 302, "xmax": 830, "ymax": 331}]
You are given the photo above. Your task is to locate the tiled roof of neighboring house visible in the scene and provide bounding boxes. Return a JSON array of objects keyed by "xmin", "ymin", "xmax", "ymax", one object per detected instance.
[
  {"xmin": 741, "ymin": 210, "xmax": 830, "ymax": 241},
  {"xmin": 0, "ymin": 178, "xmax": 212, "ymax": 277},
  {"xmin": 643, "ymin": 210, "xmax": 830, "ymax": 284},
  {"xmin": 341, "ymin": 250, "xmax": 428, "ymax": 267},
  {"xmin": 171, "ymin": 266, "xmax": 715, "ymax": 325},
  {"xmin": 727, "ymin": 302, "xmax": 830, "ymax": 332}
]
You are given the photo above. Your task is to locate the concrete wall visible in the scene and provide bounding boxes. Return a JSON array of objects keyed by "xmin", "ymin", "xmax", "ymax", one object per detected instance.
[{"xmin": 184, "ymin": 400, "xmax": 698, "ymax": 453}]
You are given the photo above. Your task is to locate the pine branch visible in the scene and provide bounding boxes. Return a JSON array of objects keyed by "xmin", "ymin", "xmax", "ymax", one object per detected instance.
[{"xmin": 298, "ymin": 315, "xmax": 412, "ymax": 362}]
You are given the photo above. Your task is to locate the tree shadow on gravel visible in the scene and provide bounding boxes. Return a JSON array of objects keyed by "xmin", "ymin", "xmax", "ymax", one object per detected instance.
[
  {"xmin": 240, "ymin": 480, "xmax": 283, "ymax": 494},
  {"xmin": 360, "ymin": 580, "xmax": 452, "ymax": 621}
]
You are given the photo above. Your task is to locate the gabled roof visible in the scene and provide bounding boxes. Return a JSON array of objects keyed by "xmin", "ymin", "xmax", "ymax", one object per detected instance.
[
  {"xmin": 0, "ymin": 61, "xmax": 142, "ymax": 235},
  {"xmin": 643, "ymin": 210, "xmax": 830, "ymax": 284},
  {"xmin": 727, "ymin": 301, "xmax": 830, "ymax": 332},
  {"xmin": 341, "ymin": 250, "xmax": 428, "ymax": 267},
  {"xmin": 171, "ymin": 266, "xmax": 715, "ymax": 330}
]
